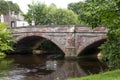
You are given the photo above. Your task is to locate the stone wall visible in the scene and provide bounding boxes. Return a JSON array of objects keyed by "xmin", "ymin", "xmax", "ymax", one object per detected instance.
[{"xmin": 10, "ymin": 26, "xmax": 107, "ymax": 57}]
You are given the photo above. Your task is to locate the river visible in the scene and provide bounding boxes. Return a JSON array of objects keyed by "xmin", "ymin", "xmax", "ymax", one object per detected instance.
[{"xmin": 0, "ymin": 55, "xmax": 107, "ymax": 80}]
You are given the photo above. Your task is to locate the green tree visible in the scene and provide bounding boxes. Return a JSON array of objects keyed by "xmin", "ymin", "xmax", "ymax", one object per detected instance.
[
  {"xmin": 53, "ymin": 9, "xmax": 78, "ymax": 25},
  {"xmin": 24, "ymin": 2, "xmax": 53, "ymax": 25},
  {"xmin": 0, "ymin": 0, "xmax": 20, "ymax": 15},
  {"xmin": 7, "ymin": 1, "xmax": 20, "ymax": 14},
  {"xmin": 68, "ymin": 2, "xmax": 83, "ymax": 15},
  {"xmin": 0, "ymin": 23, "xmax": 13, "ymax": 56},
  {"xmin": 0, "ymin": 0, "xmax": 9, "ymax": 15},
  {"xmin": 97, "ymin": 0, "xmax": 120, "ymax": 69},
  {"xmin": 24, "ymin": 2, "xmax": 78, "ymax": 25},
  {"xmin": 68, "ymin": 1, "xmax": 102, "ymax": 28}
]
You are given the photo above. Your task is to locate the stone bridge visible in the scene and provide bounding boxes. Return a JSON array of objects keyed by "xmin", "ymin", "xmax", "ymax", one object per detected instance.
[{"xmin": 10, "ymin": 25, "xmax": 107, "ymax": 57}]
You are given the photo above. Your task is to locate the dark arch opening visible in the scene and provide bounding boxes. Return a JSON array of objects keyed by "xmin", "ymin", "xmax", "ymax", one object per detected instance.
[
  {"xmin": 8, "ymin": 36, "xmax": 65, "ymax": 59},
  {"xmin": 78, "ymin": 39, "xmax": 106, "ymax": 58}
]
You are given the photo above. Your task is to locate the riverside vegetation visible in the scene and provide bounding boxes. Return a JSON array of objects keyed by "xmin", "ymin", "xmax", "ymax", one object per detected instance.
[
  {"xmin": 0, "ymin": 23, "xmax": 13, "ymax": 57},
  {"xmin": 1, "ymin": 0, "xmax": 120, "ymax": 79}
]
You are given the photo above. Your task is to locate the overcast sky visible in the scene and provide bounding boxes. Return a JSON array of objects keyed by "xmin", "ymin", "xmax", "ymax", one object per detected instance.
[{"xmin": 6, "ymin": 0, "xmax": 84, "ymax": 13}]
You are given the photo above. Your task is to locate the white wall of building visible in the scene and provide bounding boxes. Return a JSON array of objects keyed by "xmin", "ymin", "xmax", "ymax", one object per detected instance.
[
  {"xmin": 16, "ymin": 21, "xmax": 29, "ymax": 27},
  {"xmin": 0, "ymin": 15, "xmax": 4, "ymax": 22}
]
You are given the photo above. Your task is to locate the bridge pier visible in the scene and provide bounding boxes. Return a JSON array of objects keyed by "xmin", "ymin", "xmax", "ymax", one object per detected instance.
[{"xmin": 65, "ymin": 47, "xmax": 77, "ymax": 57}]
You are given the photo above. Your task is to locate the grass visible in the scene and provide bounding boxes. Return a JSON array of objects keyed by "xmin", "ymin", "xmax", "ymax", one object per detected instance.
[{"xmin": 68, "ymin": 69, "xmax": 120, "ymax": 80}]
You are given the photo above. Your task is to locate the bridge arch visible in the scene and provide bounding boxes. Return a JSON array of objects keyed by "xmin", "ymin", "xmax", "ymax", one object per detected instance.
[
  {"xmin": 13, "ymin": 34, "xmax": 65, "ymax": 57},
  {"xmin": 10, "ymin": 26, "xmax": 107, "ymax": 57},
  {"xmin": 77, "ymin": 36, "xmax": 106, "ymax": 57}
]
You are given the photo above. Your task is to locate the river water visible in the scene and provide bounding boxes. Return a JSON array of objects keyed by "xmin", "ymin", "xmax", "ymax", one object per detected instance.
[{"xmin": 0, "ymin": 55, "xmax": 107, "ymax": 80}]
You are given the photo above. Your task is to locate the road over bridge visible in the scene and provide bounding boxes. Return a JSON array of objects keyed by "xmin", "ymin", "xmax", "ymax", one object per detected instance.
[{"xmin": 10, "ymin": 25, "xmax": 107, "ymax": 57}]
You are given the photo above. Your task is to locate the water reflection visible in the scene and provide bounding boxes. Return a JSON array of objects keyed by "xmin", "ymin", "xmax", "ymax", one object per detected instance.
[
  {"xmin": 46, "ymin": 60, "xmax": 57, "ymax": 70},
  {"xmin": 0, "ymin": 55, "xmax": 107, "ymax": 80},
  {"xmin": 0, "ymin": 57, "xmax": 13, "ymax": 80},
  {"xmin": 0, "ymin": 56, "xmax": 13, "ymax": 70}
]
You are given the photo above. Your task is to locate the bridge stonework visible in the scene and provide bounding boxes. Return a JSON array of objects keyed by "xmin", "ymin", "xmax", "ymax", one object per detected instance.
[{"xmin": 10, "ymin": 26, "xmax": 107, "ymax": 57}]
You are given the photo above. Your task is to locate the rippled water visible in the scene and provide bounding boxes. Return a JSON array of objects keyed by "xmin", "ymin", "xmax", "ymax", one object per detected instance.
[{"xmin": 0, "ymin": 55, "xmax": 107, "ymax": 80}]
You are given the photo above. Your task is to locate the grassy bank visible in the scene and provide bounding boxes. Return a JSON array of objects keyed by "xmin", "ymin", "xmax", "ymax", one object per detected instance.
[{"xmin": 68, "ymin": 69, "xmax": 120, "ymax": 80}]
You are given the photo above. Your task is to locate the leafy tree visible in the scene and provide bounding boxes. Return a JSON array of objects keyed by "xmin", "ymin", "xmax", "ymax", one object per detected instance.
[
  {"xmin": 24, "ymin": 3, "xmax": 54, "ymax": 25},
  {"xmin": 68, "ymin": 2, "xmax": 83, "ymax": 15},
  {"xmin": 0, "ymin": 0, "xmax": 9, "ymax": 15},
  {"xmin": 7, "ymin": 1, "xmax": 20, "ymax": 14},
  {"xmin": 68, "ymin": 1, "xmax": 102, "ymax": 28},
  {"xmin": 97, "ymin": 0, "xmax": 120, "ymax": 69},
  {"xmin": 24, "ymin": 2, "xmax": 78, "ymax": 25},
  {"xmin": 0, "ymin": 0, "xmax": 20, "ymax": 15},
  {"xmin": 0, "ymin": 23, "xmax": 13, "ymax": 56},
  {"xmin": 100, "ymin": 29, "xmax": 120, "ymax": 69},
  {"xmin": 53, "ymin": 9, "xmax": 78, "ymax": 25}
]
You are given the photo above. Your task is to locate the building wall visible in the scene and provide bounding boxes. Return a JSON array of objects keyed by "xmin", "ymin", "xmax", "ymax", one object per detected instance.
[{"xmin": 0, "ymin": 11, "xmax": 28, "ymax": 27}]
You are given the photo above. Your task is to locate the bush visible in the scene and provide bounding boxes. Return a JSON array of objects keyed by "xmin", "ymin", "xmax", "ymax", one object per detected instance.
[
  {"xmin": 100, "ymin": 29, "xmax": 120, "ymax": 69},
  {"xmin": 0, "ymin": 22, "xmax": 13, "ymax": 56}
]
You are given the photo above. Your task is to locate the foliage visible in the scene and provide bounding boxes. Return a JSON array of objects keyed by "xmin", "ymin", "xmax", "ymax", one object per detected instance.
[
  {"xmin": 100, "ymin": 29, "xmax": 120, "ymax": 69},
  {"xmin": 68, "ymin": 0, "xmax": 120, "ymax": 69},
  {"xmin": 7, "ymin": 1, "xmax": 20, "ymax": 14},
  {"xmin": 68, "ymin": 2, "xmax": 86, "ymax": 25},
  {"xmin": 0, "ymin": 23, "xmax": 13, "ymax": 56},
  {"xmin": 68, "ymin": 69, "xmax": 120, "ymax": 80},
  {"xmin": 95, "ymin": 0, "xmax": 120, "ymax": 69},
  {"xmin": 68, "ymin": 1, "xmax": 102, "ymax": 28},
  {"xmin": 24, "ymin": 2, "xmax": 78, "ymax": 25},
  {"xmin": 0, "ymin": 0, "xmax": 20, "ymax": 15},
  {"xmin": 53, "ymin": 9, "xmax": 78, "ymax": 25},
  {"xmin": 0, "ymin": 0, "xmax": 8, "ymax": 15},
  {"xmin": 68, "ymin": 2, "xmax": 82, "ymax": 14}
]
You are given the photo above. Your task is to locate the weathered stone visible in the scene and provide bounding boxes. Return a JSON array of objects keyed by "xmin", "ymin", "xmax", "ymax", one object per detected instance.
[{"xmin": 10, "ymin": 26, "xmax": 107, "ymax": 57}]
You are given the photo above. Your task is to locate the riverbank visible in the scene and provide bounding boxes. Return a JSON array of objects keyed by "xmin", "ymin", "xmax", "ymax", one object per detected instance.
[{"xmin": 68, "ymin": 69, "xmax": 120, "ymax": 80}]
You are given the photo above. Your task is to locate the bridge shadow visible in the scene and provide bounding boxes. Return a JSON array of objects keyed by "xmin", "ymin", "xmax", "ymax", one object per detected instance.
[
  {"xmin": 8, "ymin": 36, "xmax": 65, "ymax": 59},
  {"xmin": 78, "ymin": 39, "xmax": 106, "ymax": 58},
  {"xmin": 78, "ymin": 58, "xmax": 108, "ymax": 75}
]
